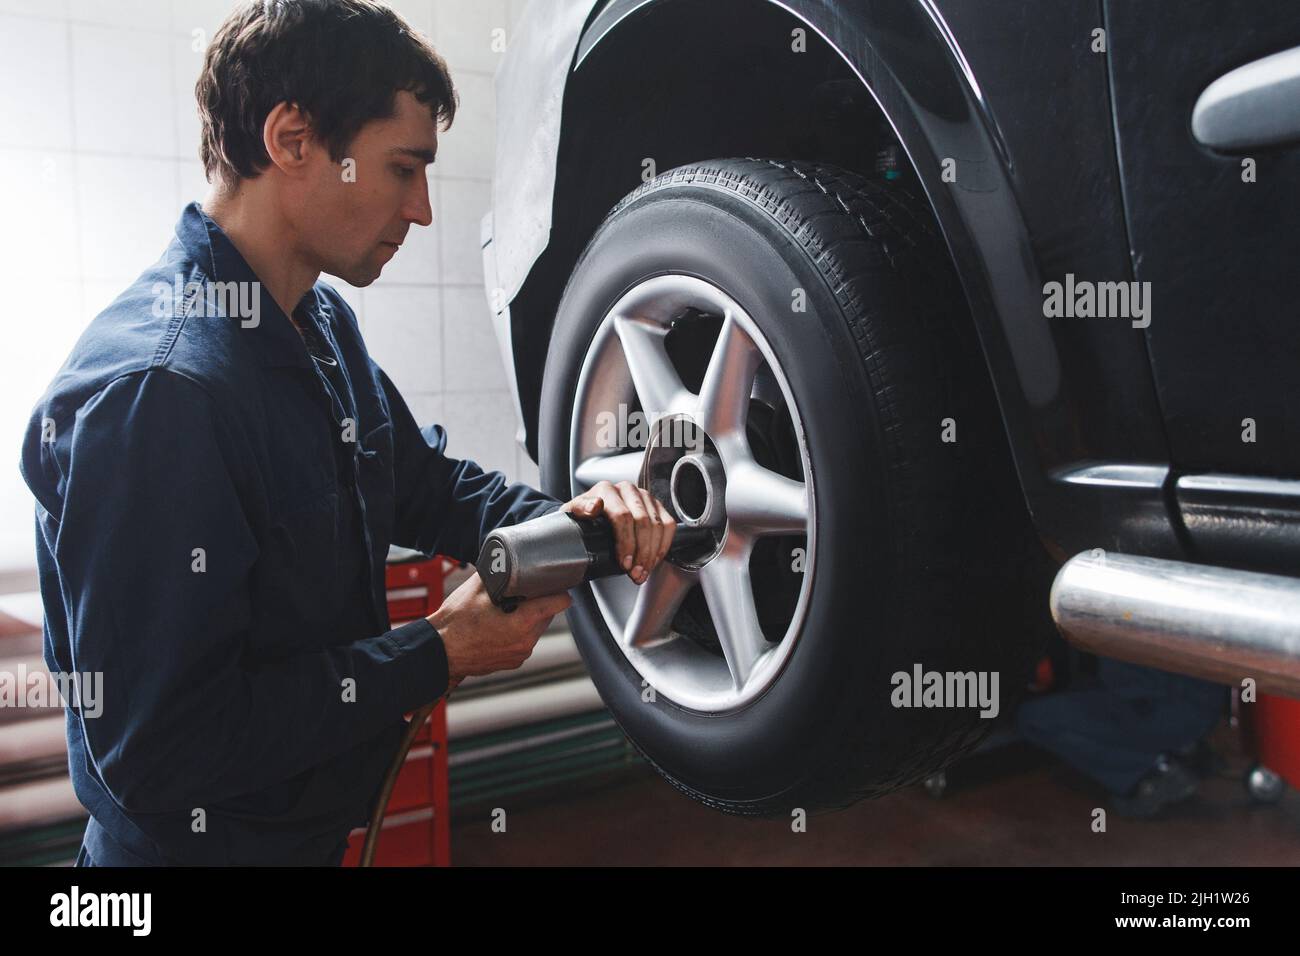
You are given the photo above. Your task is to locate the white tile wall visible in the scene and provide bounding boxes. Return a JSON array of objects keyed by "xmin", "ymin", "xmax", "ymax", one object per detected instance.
[
  {"xmin": 0, "ymin": 1, "xmax": 68, "ymax": 17},
  {"xmin": 66, "ymin": 0, "xmax": 162, "ymax": 30},
  {"xmin": 432, "ymin": 0, "xmax": 511, "ymax": 76},
  {"xmin": 173, "ymin": 30, "xmax": 208, "ymax": 165},
  {"xmin": 0, "ymin": 15, "xmax": 72, "ymax": 150},
  {"xmin": 437, "ymin": 177, "xmax": 492, "ymax": 284},
  {"xmin": 404, "ymin": 392, "xmax": 445, "ymax": 434},
  {"xmin": 439, "ymin": 389, "xmax": 521, "ymax": 478},
  {"xmin": 0, "ymin": 149, "xmax": 78, "ymax": 283},
  {"xmin": 176, "ymin": 158, "xmax": 209, "ymax": 207},
  {"xmin": 385, "ymin": 0, "xmax": 433, "ymax": 40},
  {"xmin": 431, "ymin": 70, "xmax": 495, "ymax": 180},
  {"xmin": 370, "ymin": 180, "xmax": 442, "ymax": 285},
  {"xmin": 20, "ymin": 281, "xmax": 84, "ymax": 386},
  {"xmin": 507, "ymin": 0, "xmax": 530, "ymax": 34},
  {"xmin": 362, "ymin": 285, "xmax": 444, "ymax": 400},
  {"xmin": 71, "ymin": 22, "xmax": 176, "ymax": 157},
  {"xmin": 0, "ymin": 275, "xmax": 84, "ymax": 569},
  {"xmin": 169, "ymin": 0, "xmax": 244, "ymax": 39},
  {"xmin": 75, "ymin": 153, "xmax": 178, "ymax": 280},
  {"xmin": 442, "ymin": 284, "xmax": 510, "ymax": 393},
  {"xmin": 0, "ymin": 0, "xmax": 546, "ymax": 574}
]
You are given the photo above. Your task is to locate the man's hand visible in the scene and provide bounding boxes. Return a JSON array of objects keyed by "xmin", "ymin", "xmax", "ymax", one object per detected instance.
[
  {"xmin": 430, "ymin": 480, "xmax": 674, "ymax": 697},
  {"xmin": 429, "ymin": 572, "xmax": 571, "ymax": 696},
  {"xmin": 560, "ymin": 480, "xmax": 677, "ymax": 585}
]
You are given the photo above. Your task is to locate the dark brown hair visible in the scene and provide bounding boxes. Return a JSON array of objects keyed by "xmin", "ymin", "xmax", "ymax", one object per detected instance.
[{"xmin": 196, "ymin": 0, "xmax": 457, "ymax": 186}]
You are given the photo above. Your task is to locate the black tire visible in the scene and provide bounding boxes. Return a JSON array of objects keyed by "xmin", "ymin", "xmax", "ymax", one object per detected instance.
[{"xmin": 538, "ymin": 158, "xmax": 1050, "ymax": 815}]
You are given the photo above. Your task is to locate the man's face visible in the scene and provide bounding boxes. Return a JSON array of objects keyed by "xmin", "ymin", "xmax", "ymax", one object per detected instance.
[{"xmin": 292, "ymin": 89, "xmax": 438, "ymax": 286}]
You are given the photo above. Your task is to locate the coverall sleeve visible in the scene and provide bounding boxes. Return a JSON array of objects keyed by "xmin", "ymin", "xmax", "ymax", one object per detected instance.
[
  {"xmin": 374, "ymin": 362, "xmax": 564, "ymax": 564},
  {"xmin": 52, "ymin": 370, "xmax": 445, "ymax": 815}
]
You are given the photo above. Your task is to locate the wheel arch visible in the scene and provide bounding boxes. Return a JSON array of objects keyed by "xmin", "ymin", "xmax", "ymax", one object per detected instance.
[{"xmin": 498, "ymin": 0, "xmax": 1178, "ymax": 559}]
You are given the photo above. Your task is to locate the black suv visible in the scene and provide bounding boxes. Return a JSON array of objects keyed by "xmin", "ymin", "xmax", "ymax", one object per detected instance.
[{"xmin": 480, "ymin": 0, "xmax": 1300, "ymax": 814}]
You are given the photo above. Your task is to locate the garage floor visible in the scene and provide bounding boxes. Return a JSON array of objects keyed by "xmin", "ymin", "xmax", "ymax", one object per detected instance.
[{"xmin": 450, "ymin": 721, "xmax": 1300, "ymax": 865}]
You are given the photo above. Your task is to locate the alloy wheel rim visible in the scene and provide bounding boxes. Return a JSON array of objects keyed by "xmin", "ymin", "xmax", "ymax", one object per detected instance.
[{"xmin": 567, "ymin": 274, "xmax": 816, "ymax": 712}]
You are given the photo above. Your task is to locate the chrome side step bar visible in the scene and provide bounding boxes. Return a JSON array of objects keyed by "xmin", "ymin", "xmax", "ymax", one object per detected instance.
[{"xmin": 1051, "ymin": 551, "xmax": 1300, "ymax": 697}]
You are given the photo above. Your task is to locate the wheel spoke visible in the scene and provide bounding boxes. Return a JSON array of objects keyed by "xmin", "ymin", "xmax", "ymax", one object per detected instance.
[
  {"xmin": 574, "ymin": 450, "xmax": 643, "ymax": 490},
  {"xmin": 726, "ymin": 461, "xmax": 809, "ymax": 535},
  {"xmin": 614, "ymin": 315, "xmax": 691, "ymax": 420},
  {"xmin": 699, "ymin": 539, "xmax": 767, "ymax": 690},
  {"xmin": 573, "ymin": 276, "xmax": 815, "ymax": 711},
  {"xmin": 697, "ymin": 311, "xmax": 762, "ymax": 440},
  {"xmin": 622, "ymin": 562, "xmax": 694, "ymax": 649}
]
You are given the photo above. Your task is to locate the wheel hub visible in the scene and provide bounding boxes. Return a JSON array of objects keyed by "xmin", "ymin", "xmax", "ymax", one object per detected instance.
[
  {"xmin": 637, "ymin": 413, "xmax": 726, "ymax": 569},
  {"xmin": 670, "ymin": 453, "xmax": 724, "ymax": 527}
]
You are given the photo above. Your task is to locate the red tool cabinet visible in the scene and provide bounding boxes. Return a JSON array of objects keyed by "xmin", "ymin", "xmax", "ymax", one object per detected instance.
[
  {"xmin": 341, "ymin": 555, "xmax": 451, "ymax": 867},
  {"xmin": 1246, "ymin": 693, "xmax": 1300, "ymax": 791}
]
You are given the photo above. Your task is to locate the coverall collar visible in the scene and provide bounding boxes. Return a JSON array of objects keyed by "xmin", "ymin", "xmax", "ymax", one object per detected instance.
[{"xmin": 172, "ymin": 200, "xmax": 332, "ymax": 369}]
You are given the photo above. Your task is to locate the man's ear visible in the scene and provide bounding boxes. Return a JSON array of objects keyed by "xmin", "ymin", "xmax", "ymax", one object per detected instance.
[{"xmin": 262, "ymin": 100, "xmax": 315, "ymax": 173}]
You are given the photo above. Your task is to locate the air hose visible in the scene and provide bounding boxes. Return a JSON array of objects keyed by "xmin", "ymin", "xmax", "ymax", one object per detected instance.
[{"xmin": 360, "ymin": 698, "xmax": 437, "ymax": 867}]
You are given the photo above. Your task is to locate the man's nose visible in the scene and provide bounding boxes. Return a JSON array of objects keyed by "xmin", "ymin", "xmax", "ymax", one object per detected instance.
[{"xmin": 404, "ymin": 172, "xmax": 433, "ymax": 227}]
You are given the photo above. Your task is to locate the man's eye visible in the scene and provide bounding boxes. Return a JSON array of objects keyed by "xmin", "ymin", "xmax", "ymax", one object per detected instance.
[{"xmin": 395, "ymin": 166, "xmax": 416, "ymax": 177}]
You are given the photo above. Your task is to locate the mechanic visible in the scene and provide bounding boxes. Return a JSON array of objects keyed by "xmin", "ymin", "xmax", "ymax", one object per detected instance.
[{"xmin": 19, "ymin": 0, "xmax": 675, "ymax": 866}]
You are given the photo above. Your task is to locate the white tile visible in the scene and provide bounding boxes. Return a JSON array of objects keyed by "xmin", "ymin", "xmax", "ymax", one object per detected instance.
[
  {"xmin": 385, "ymin": 0, "xmax": 433, "ymax": 40},
  {"xmin": 0, "ymin": 0, "xmax": 67, "ymax": 17},
  {"xmin": 13, "ymin": 278, "xmax": 83, "ymax": 382},
  {"xmin": 68, "ymin": 0, "xmax": 166, "ymax": 29},
  {"xmin": 76, "ymin": 153, "xmax": 178, "ymax": 280},
  {"xmin": 431, "ymin": 0, "xmax": 509, "ymax": 76},
  {"xmin": 175, "ymin": 158, "xmax": 209, "ymax": 207},
  {"xmin": 402, "ymin": 392, "xmax": 444, "ymax": 430},
  {"xmin": 0, "ymin": 274, "xmax": 80, "ymax": 572},
  {"xmin": 432, "ymin": 70, "xmax": 493, "ymax": 179},
  {"xmin": 361, "ymin": 285, "xmax": 442, "ymax": 397},
  {"xmin": 437, "ymin": 178, "xmax": 489, "ymax": 284},
  {"xmin": 373, "ymin": 185, "xmax": 441, "ymax": 284},
  {"xmin": 168, "ymin": 0, "xmax": 235, "ymax": 175},
  {"xmin": 514, "ymin": 448, "xmax": 540, "ymax": 489},
  {"xmin": 507, "ymin": 0, "xmax": 529, "ymax": 33},
  {"xmin": 72, "ymin": 23, "xmax": 175, "ymax": 156},
  {"xmin": 438, "ymin": 389, "xmax": 520, "ymax": 478},
  {"xmin": 0, "ymin": 150, "xmax": 78, "ymax": 284},
  {"xmin": 169, "ymin": 0, "xmax": 241, "ymax": 38},
  {"xmin": 441, "ymin": 285, "xmax": 508, "ymax": 392},
  {"xmin": 0, "ymin": 486, "xmax": 38, "ymax": 569},
  {"xmin": 0, "ymin": 15, "xmax": 72, "ymax": 150},
  {"xmin": 173, "ymin": 29, "xmax": 207, "ymax": 163}
]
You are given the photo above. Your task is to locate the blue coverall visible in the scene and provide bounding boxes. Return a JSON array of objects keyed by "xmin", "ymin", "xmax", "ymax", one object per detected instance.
[{"xmin": 19, "ymin": 201, "xmax": 561, "ymax": 865}]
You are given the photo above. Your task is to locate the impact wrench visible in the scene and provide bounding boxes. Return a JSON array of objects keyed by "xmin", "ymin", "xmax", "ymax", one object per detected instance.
[{"xmin": 360, "ymin": 506, "xmax": 714, "ymax": 864}]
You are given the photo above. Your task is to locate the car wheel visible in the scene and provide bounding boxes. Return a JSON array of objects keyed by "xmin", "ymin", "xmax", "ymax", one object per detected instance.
[{"xmin": 538, "ymin": 158, "xmax": 1047, "ymax": 814}]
